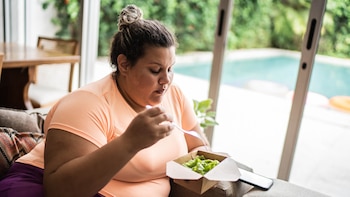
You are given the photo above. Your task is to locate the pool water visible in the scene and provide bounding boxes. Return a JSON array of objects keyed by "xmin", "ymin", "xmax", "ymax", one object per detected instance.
[{"xmin": 174, "ymin": 55, "xmax": 350, "ymax": 98}]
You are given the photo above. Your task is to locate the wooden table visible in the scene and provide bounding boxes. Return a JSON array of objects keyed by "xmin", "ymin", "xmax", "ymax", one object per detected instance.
[{"xmin": 0, "ymin": 42, "xmax": 80, "ymax": 110}]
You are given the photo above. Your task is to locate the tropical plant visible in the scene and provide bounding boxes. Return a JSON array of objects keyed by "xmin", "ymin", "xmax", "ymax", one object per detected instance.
[{"xmin": 193, "ymin": 98, "xmax": 219, "ymax": 129}]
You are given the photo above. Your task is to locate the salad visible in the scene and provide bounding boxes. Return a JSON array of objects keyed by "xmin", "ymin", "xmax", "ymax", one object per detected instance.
[{"xmin": 182, "ymin": 155, "xmax": 220, "ymax": 175}]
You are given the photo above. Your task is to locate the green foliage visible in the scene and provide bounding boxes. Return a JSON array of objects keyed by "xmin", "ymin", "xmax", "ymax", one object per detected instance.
[
  {"xmin": 43, "ymin": 0, "xmax": 350, "ymax": 58},
  {"xmin": 269, "ymin": 0, "xmax": 310, "ymax": 50},
  {"xmin": 229, "ymin": 0, "xmax": 272, "ymax": 49},
  {"xmin": 98, "ymin": 0, "xmax": 218, "ymax": 55},
  {"xmin": 42, "ymin": 0, "xmax": 80, "ymax": 39},
  {"xmin": 193, "ymin": 99, "xmax": 219, "ymax": 129},
  {"xmin": 318, "ymin": 0, "xmax": 350, "ymax": 58},
  {"xmin": 173, "ymin": 0, "xmax": 219, "ymax": 53}
]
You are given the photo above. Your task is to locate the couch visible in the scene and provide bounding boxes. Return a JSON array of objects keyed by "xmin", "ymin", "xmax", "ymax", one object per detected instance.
[
  {"xmin": 0, "ymin": 107, "xmax": 329, "ymax": 197},
  {"xmin": 0, "ymin": 107, "xmax": 46, "ymax": 177}
]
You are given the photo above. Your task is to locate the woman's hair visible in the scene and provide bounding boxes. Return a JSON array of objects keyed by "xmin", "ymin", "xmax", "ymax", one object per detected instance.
[{"xmin": 110, "ymin": 4, "xmax": 178, "ymax": 70}]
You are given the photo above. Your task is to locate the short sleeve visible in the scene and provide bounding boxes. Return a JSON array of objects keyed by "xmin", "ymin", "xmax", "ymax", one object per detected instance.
[{"xmin": 45, "ymin": 90, "xmax": 113, "ymax": 147}]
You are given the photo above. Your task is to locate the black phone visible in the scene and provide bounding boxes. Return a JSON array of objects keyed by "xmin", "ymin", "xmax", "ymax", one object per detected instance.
[{"xmin": 238, "ymin": 168, "xmax": 274, "ymax": 191}]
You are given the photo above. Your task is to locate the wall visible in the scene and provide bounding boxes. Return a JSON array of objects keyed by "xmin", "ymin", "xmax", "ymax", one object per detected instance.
[
  {"xmin": 0, "ymin": 0, "xmax": 56, "ymax": 44},
  {"xmin": 25, "ymin": 1, "xmax": 58, "ymax": 47}
]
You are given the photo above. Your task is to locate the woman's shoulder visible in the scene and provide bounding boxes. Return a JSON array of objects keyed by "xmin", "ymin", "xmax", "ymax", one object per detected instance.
[
  {"xmin": 65, "ymin": 74, "xmax": 117, "ymax": 105},
  {"xmin": 80, "ymin": 74, "xmax": 115, "ymax": 94},
  {"xmin": 52, "ymin": 74, "xmax": 116, "ymax": 116}
]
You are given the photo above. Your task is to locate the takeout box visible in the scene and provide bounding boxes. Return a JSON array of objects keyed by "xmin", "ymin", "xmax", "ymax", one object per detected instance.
[{"xmin": 166, "ymin": 150, "xmax": 241, "ymax": 194}]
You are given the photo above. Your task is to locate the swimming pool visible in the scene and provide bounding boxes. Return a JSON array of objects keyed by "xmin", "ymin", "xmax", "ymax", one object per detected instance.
[{"xmin": 174, "ymin": 53, "xmax": 350, "ymax": 98}]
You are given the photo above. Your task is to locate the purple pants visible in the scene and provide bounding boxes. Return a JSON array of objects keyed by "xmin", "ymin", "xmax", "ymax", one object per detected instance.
[
  {"xmin": 0, "ymin": 162, "xmax": 44, "ymax": 197},
  {"xmin": 0, "ymin": 162, "xmax": 103, "ymax": 197}
]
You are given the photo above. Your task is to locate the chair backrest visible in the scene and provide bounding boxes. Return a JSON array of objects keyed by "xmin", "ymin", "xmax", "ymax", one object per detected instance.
[
  {"xmin": 37, "ymin": 36, "xmax": 78, "ymax": 55},
  {"xmin": 36, "ymin": 36, "xmax": 79, "ymax": 92},
  {"xmin": 0, "ymin": 53, "xmax": 4, "ymax": 81}
]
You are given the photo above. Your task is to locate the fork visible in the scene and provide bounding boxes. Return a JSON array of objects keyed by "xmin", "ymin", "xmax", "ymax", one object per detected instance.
[
  {"xmin": 171, "ymin": 122, "xmax": 202, "ymax": 139},
  {"xmin": 145, "ymin": 105, "xmax": 206, "ymax": 143},
  {"xmin": 172, "ymin": 122, "xmax": 209, "ymax": 150}
]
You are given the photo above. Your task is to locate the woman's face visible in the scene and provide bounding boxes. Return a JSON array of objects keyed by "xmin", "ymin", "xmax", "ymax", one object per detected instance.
[{"xmin": 120, "ymin": 46, "xmax": 176, "ymax": 108}]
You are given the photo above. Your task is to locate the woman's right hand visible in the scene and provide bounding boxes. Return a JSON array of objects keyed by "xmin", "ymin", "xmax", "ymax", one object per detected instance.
[{"xmin": 122, "ymin": 106, "xmax": 174, "ymax": 151}]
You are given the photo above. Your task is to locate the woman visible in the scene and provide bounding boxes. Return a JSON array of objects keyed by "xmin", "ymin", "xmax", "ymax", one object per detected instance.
[{"xmin": 0, "ymin": 4, "xmax": 210, "ymax": 197}]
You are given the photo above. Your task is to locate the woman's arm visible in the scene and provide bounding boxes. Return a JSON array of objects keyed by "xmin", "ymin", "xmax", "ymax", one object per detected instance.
[
  {"xmin": 44, "ymin": 129, "xmax": 139, "ymax": 197},
  {"xmin": 43, "ymin": 106, "xmax": 173, "ymax": 197},
  {"xmin": 185, "ymin": 123, "xmax": 211, "ymax": 152}
]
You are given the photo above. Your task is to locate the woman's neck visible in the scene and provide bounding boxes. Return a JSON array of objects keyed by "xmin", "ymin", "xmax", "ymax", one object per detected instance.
[{"xmin": 114, "ymin": 74, "xmax": 144, "ymax": 112}]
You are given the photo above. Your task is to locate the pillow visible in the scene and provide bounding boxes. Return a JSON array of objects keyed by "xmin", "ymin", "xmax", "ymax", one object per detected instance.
[
  {"xmin": 0, "ymin": 107, "xmax": 46, "ymax": 134},
  {"xmin": 0, "ymin": 127, "xmax": 44, "ymax": 178}
]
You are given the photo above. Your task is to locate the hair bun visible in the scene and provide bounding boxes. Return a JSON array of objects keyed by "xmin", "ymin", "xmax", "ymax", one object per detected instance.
[{"xmin": 118, "ymin": 4, "xmax": 143, "ymax": 31}]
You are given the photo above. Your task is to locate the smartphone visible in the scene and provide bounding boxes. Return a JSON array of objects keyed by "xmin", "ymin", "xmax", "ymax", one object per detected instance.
[{"xmin": 238, "ymin": 168, "xmax": 274, "ymax": 191}]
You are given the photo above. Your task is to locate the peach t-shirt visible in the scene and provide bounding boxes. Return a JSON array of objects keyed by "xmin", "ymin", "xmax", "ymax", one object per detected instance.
[{"xmin": 17, "ymin": 74, "xmax": 198, "ymax": 197}]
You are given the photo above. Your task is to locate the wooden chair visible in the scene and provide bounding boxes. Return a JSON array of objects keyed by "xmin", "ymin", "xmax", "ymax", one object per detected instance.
[
  {"xmin": 28, "ymin": 36, "xmax": 79, "ymax": 108},
  {"xmin": 0, "ymin": 53, "xmax": 3, "ymax": 81}
]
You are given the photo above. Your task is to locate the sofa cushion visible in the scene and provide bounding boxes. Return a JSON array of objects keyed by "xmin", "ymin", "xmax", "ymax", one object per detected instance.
[
  {"xmin": 0, "ymin": 108, "xmax": 46, "ymax": 178},
  {"xmin": 0, "ymin": 107, "xmax": 46, "ymax": 134},
  {"xmin": 0, "ymin": 127, "xmax": 44, "ymax": 178}
]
